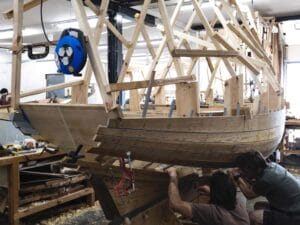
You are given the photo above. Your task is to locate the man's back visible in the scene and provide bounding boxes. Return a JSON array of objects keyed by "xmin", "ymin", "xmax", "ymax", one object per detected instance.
[
  {"xmin": 253, "ymin": 162, "xmax": 300, "ymax": 213},
  {"xmin": 191, "ymin": 201, "xmax": 250, "ymax": 225}
]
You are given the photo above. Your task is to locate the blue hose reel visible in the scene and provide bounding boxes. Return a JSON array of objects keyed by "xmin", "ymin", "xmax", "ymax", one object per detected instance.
[{"xmin": 54, "ymin": 28, "xmax": 87, "ymax": 76}]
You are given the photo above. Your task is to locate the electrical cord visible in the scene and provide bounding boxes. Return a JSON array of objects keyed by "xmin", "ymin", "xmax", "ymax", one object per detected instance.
[{"xmin": 40, "ymin": 0, "xmax": 55, "ymax": 45}]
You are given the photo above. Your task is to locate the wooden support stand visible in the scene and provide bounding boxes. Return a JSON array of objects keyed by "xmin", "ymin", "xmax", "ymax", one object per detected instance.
[{"xmin": 0, "ymin": 151, "xmax": 95, "ymax": 225}]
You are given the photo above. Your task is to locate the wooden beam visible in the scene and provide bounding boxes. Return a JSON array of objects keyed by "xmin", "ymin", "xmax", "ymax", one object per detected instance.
[
  {"xmin": 20, "ymin": 80, "xmax": 84, "ymax": 98},
  {"xmin": 107, "ymin": 75, "xmax": 196, "ymax": 93},
  {"xmin": 205, "ymin": 59, "xmax": 221, "ymax": 98},
  {"xmin": 172, "ymin": 49, "xmax": 239, "ymax": 58},
  {"xmin": 71, "ymin": 0, "xmax": 114, "ymax": 110},
  {"xmin": 141, "ymin": 25, "xmax": 156, "ymax": 59},
  {"xmin": 83, "ymin": 0, "xmax": 109, "ymax": 85},
  {"xmin": 227, "ymin": 23, "xmax": 264, "ymax": 58},
  {"xmin": 3, "ymin": 0, "xmax": 47, "ymax": 20},
  {"xmin": 142, "ymin": 0, "xmax": 184, "ymax": 84},
  {"xmin": 191, "ymin": 0, "xmax": 237, "ymax": 77},
  {"xmin": 105, "ymin": 19, "xmax": 131, "ymax": 48},
  {"xmin": 213, "ymin": 33, "xmax": 260, "ymax": 75},
  {"xmin": 84, "ymin": 0, "xmax": 100, "ymax": 15},
  {"xmin": 158, "ymin": 0, "xmax": 184, "ymax": 77},
  {"xmin": 117, "ymin": 0, "xmax": 152, "ymax": 82},
  {"xmin": 11, "ymin": 0, "xmax": 24, "ymax": 110}
]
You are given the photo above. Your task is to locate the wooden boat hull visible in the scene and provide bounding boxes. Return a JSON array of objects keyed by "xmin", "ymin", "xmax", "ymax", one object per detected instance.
[
  {"xmin": 92, "ymin": 109, "xmax": 285, "ymax": 167},
  {"xmin": 21, "ymin": 103, "xmax": 107, "ymax": 151}
]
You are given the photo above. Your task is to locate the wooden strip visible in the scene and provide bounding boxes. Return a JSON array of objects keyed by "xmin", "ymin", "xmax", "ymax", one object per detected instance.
[
  {"xmin": 172, "ymin": 49, "xmax": 239, "ymax": 58},
  {"xmin": 71, "ymin": 0, "xmax": 113, "ymax": 110},
  {"xmin": 4, "ymin": 0, "xmax": 47, "ymax": 19},
  {"xmin": 17, "ymin": 188, "xmax": 94, "ymax": 219},
  {"xmin": 11, "ymin": 0, "xmax": 24, "ymax": 110},
  {"xmin": 108, "ymin": 75, "xmax": 195, "ymax": 93},
  {"xmin": 105, "ymin": 19, "xmax": 131, "ymax": 48},
  {"xmin": 20, "ymin": 79, "xmax": 84, "ymax": 98},
  {"xmin": 117, "ymin": 0, "xmax": 152, "ymax": 82}
]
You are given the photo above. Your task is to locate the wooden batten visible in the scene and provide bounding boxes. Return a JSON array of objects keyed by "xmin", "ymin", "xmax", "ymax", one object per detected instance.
[
  {"xmin": 176, "ymin": 82, "xmax": 200, "ymax": 117},
  {"xmin": 224, "ymin": 75, "xmax": 243, "ymax": 115},
  {"xmin": 107, "ymin": 75, "xmax": 196, "ymax": 93},
  {"xmin": 171, "ymin": 49, "xmax": 239, "ymax": 58}
]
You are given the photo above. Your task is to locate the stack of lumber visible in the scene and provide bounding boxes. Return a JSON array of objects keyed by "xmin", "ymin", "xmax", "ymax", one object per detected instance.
[{"xmin": 19, "ymin": 159, "xmax": 92, "ymax": 208}]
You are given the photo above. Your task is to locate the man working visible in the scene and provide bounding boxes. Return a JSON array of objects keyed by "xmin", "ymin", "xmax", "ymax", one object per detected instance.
[
  {"xmin": 232, "ymin": 151, "xmax": 300, "ymax": 225},
  {"xmin": 167, "ymin": 168, "xmax": 249, "ymax": 225}
]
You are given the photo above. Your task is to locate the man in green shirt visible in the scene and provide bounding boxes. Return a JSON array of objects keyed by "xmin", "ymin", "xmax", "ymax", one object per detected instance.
[{"xmin": 232, "ymin": 151, "xmax": 300, "ymax": 225}]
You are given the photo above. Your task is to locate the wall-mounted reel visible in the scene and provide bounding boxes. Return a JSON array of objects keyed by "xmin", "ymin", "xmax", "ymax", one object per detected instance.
[{"xmin": 54, "ymin": 28, "xmax": 87, "ymax": 76}]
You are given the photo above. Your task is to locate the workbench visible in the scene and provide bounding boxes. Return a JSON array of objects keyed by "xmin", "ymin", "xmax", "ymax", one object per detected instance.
[{"xmin": 0, "ymin": 149, "xmax": 95, "ymax": 225}]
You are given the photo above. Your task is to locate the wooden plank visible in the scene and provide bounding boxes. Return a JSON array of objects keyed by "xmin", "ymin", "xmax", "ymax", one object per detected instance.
[
  {"xmin": 108, "ymin": 75, "xmax": 196, "ymax": 93},
  {"xmin": 11, "ymin": 0, "xmax": 24, "ymax": 110},
  {"xmin": 3, "ymin": 0, "xmax": 47, "ymax": 19},
  {"xmin": 21, "ymin": 104, "xmax": 107, "ymax": 150},
  {"xmin": 71, "ymin": 0, "xmax": 113, "ymax": 110},
  {"xmin": 17, "ymin": 188, "xmax": 94, "ymax": 219},
  {"xmin": 20, "ymin": 79, "xmax": 84, "ymax": 98},
  {"xmin": 117, "ymin": 0, "xmax": 152, "ymax": 82},
  {"xmin": 172, "ymin": 49, "xmax": 239, "ymax": 58},
  {"xmin": 176, "ymin": 82, "xmax": 200, "ymax": 117}
]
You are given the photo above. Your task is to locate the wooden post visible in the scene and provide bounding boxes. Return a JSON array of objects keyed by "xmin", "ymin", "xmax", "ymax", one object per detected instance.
[
  {"xmin": 71, "ymin": 83, "xmax": 88, "ymax": 104},
  {"xmin": 176, "ymin": 82, "xmax": 200, "ymax": 117},
  {"xmin": 8, "ymin": 161, "xmax": 20, "ymax": 225},
  {"xmin": 224, "ymin": 75, "xmax": 243, "ymax": 116},
  {"xmin": 71, "ymin": 0, "xmax": 113, "ymax": 111},
  {"xmin": 11, "ymin": 0, "xmax": 24, "ymax": 110}
]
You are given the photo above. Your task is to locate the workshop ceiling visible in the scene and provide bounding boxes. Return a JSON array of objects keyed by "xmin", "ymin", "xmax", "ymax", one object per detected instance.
[{"xmin": 0, "ymin": 0, "xmax": 300, "ymax": 46}]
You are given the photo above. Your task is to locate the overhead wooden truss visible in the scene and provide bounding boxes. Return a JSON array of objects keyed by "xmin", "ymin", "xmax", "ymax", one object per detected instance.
[{"xmin": 8, "ymin": 0, "xmax": 283, "ymax": 115}]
